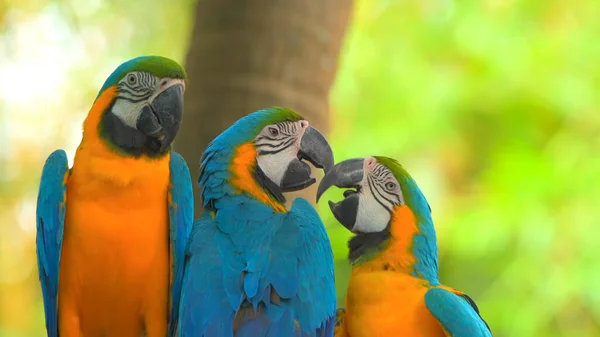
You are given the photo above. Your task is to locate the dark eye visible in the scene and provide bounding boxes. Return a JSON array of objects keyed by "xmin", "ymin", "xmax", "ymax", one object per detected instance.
[
  {"xmin": 126, "ymin": 73, "xmax": 137, "ymax": 85},
  {"xmin": 385, "ymin": 182, "xmax": 396, "ymax": 191},
  {"xmin": 268, "ymin": 127, "xmax": 279, "ymax": 137}
]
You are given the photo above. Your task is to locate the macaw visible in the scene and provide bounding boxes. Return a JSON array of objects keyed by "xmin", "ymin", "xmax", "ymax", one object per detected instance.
[
  {"xmin": 316, "ymin": 156, "xmax": 492, "ymax": 337},
  {"xmin": 36, "ymin": 56, "xmax": 194, "ymax": 337},
  {"xmin": 179, "ymin": 107, "xmax": 337, "ymax": 337}
]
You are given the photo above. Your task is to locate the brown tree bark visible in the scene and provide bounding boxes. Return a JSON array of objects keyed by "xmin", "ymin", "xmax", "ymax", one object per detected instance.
[{"xmin": 175, "ymin": 0, "xmax": 354, "ymax": 216}]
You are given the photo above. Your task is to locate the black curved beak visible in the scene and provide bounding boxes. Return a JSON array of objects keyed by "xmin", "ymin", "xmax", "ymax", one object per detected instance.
[
  {"xmin": 136, "ymin": 83, "xmax": 184, "ymax": 153},
  {"xmin": 316, "ymin": 158, "xmax": 365, "ymax": 231},
  {"xmin": 280, "ymin": 126, "xmax": 334, "ymax": 192},
  {"xmin": 299, "ymin": 126, "xmax": 334, "ymax": 172}
]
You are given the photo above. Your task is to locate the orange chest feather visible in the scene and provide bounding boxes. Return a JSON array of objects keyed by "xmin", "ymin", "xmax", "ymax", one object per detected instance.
[
  {"xmin": 341, "ymin": 206, "xmax": 446, "ymax": 337},
  {"xmin": 58, "ymin": 111, "xmax": 173, "ymax": 328},
  {"xmin": 64, "ymin": 175, "xmax": 170, "ymax": 265},
  {"xmin": 60, "ymin": 173, "xmax": 172, "ymax": 334},
  {"xmin": 55, "ymin": 86, "xmax": 175, "ymax": 335},
  {"xmin": 62, "ymin": 145, "xmax": 172, "ymax": 278},
  {"xmin": 343, "ymin": 271, "xmax": 445, "ymax": 337}
]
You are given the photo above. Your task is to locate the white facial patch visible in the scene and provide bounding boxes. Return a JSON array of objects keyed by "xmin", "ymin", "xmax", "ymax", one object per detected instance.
[
  {"xmin": 256, "ymin": 144, "xmax": 299, "ymax": 185},
  {"xmin": 351, "ymin": 157, "xmax": 403, "ymax": 233},
  {"xmin": 353, "ymin": 185, "xmax": 392, "ymax": 233},
  {"xmin": 254, "ymin": 120, "xmax": 306, "ymax": 186},
  {"xmin": 110, "ymin": 99, "xmax": 145, "ymax": 128}
]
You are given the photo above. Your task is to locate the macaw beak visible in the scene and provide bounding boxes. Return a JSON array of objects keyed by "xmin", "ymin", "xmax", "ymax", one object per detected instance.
[
  {"xmin": 279, "ymin": 126, "xmax": 334, "ymax": 192},
  {"xmin": 136, "ymin": 82, "xmax": 185, "ymax": 153},
  {"xmin": 316, "ymin": 158, "xmax": 365, "ymax": 231}
]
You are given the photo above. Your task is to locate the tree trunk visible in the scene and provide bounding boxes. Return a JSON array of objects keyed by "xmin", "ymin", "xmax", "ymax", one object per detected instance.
[{"xmin": 175, "ymin": 0, "xmax": 353, "ymax": 216}]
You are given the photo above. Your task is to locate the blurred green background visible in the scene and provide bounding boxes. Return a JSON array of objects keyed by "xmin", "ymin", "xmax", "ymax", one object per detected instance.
[{"xmin": 1, "ymin": 0, "xmax": 599, "ymax": 336}]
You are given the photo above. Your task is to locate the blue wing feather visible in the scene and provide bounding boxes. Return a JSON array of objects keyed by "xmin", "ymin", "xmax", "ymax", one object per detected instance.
[
  {"xmin": 168, "ymin": 152, "xmax": 194, "ymax": 337},
  {"xmin": 287, "ymin": 198, "xmax": 336, "ymax": 336},
  {"xmin": 237, "ymin": 197, "xmax": 336, "ymax": 336},
  {"xmin": 311, "ymin": 315, "xmax": 335, "ymax": 337},
  {"xmin": 425, "ymin": 287, "xmax": 492, "ymax": 337},
  {"xmin": 179, "ymin": 212, "xmax": 236, "ymax": 337},
  {"xmin": 180, "ymin": 196, "xmax": 336, "ymax": 337},
  {"xmin": 236, "ymin": 315, "xmax": 270, "ymax": 337},
  {"xmin": 35, "ymin": 150, "xmax": 69, "ymax": 337}
]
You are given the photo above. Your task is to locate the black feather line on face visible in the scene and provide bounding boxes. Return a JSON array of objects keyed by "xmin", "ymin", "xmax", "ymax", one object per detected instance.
[{"xmin": 252, "ymin": 165, "xmax": 286, "ymax": 205}]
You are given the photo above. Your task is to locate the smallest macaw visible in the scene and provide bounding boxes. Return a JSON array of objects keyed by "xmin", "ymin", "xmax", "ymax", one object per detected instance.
[{"xmin": 317, "ymin": 156, "xmax": 492, "ymax": 337}]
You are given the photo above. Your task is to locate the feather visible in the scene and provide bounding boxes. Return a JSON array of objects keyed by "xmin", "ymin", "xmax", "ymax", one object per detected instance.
[
  {"xmin": 167, "ymin": 152, "xmax": 194, "ymax": 336},
  {"xmin": 424, "ymin": 287, "xmax": 492, "ymax": 337},
  {"xmin": 36, "ymin": 150, "xmax": 69, "ymax": 337}
]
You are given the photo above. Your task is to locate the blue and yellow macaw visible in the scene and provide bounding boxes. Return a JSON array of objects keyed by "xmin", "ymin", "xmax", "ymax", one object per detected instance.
[
  {"xmin": 316, "ymin": 156, "xmax": 492, "ymax": 337},
  {"xmin": 179, "ymin": 107, "xmax": 337, "ymax": 337},
  {"xmin": 36, "ymin": 56, "xmax": 194, "ymax": 337}
]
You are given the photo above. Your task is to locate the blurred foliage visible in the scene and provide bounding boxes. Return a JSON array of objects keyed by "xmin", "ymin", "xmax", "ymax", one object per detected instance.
[{"xmin": 1, "ymin": 0, "xmax": 599, "ymax": 336}]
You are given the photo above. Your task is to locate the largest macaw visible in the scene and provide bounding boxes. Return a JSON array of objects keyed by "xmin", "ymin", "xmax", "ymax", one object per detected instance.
[
  {"xmin": 316, "ymin": 156, "xmax": 492, "ymax": 337},
  {"xmin": 36, "ymin": 56, "xmax": 194, "ymax": 337},
  {"xmin": 179, "ymin": 107, "xmax": 337, "ymax": 337}
]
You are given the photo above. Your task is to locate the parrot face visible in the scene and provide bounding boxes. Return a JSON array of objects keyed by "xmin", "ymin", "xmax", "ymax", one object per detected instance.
[
  {"xmin": 316, "ymin": 156, "xmax": 406, "ymax": 234},
  {"xmin": 97, "ymin": 56, "xmax": 186, "ymax": 157},
  {"xmin": 112, "ymin": 72, "xmax": 185, "ymax": 151},
  {"xmin": 254, "ymin": 118, "xmax": 333, "ymax": 192}
]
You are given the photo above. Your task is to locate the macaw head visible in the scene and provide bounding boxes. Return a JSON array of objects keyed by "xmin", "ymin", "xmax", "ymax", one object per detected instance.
[
  {"xmin": 250, "ymin": 108, "xmax": 334, "ymax": 193},
  {"xmin": 317, "ymin": 156, "xmax": 435, "ymax": 263},
  {"xmin": 200, "ymin": 107, "xmax": 334, "ymax": 208},
  {"xmin": 91, "ymin": 55, "xmax": 186, "ymax": 158}
]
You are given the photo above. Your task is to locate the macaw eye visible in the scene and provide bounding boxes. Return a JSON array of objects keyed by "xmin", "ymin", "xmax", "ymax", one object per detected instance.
[
  {"xmin": 126, "ymin": 73, "xmax": 137, "ymax": 85},
  {"xmin": 385, "ymin": 182, "xmax": 396, "ymax": 191},
  {"xmin": 268, "ymin": 127, "xmax": 279, "ymax": 137}
]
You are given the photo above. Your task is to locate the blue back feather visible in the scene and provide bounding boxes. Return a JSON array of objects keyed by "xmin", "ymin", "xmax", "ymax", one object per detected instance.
[
  {"xmin": 400, "ymin": 174, "xmax": 440, "ymax": 284},
  {"xmin": 376, "ymin": 156, "xmax": 440, "ymax": 284}
]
